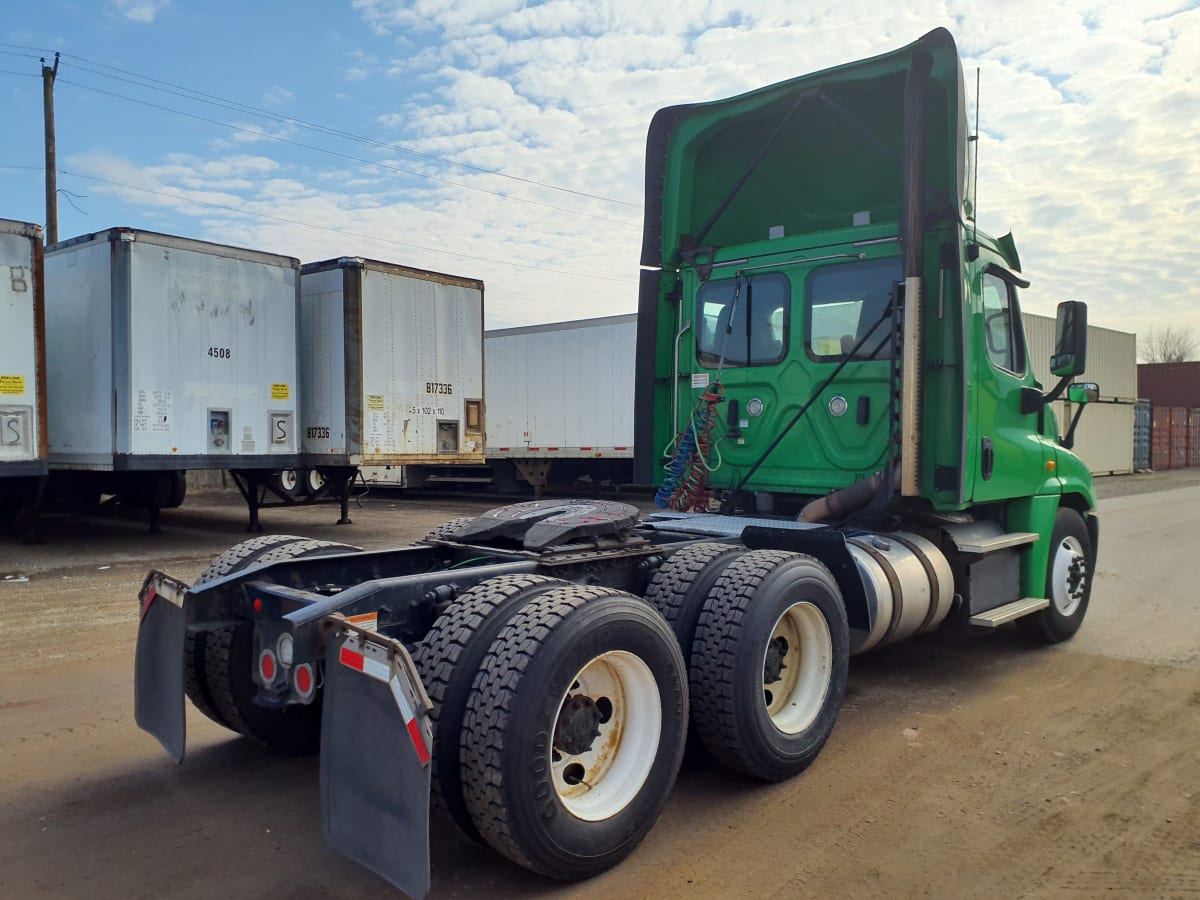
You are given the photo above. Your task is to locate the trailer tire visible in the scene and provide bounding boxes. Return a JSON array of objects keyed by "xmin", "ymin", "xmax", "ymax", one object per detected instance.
[
  {"xmin": 643, "ymin": 541, "xmax": 746, "ymax": 665},
  {"xmin": 690, "ymin": 549, "xmax": 848, "ymax": 782},
  {"xmin": 461, "ymin": 585, "xmax": 687, "ymax": 880},
  {"xmin": 413, "ymin": 574, "xmax": 570, "ymax": 841},
  {"xmin": 185, "ymin": 535, "xmax": 361, "ymax": 737},
  {"xmin": 1017, "ymin": 508, "xmax": 1094, "ymax": 644},
  {"xmin": 269, "ymin": 469, "xmax": 306, "ymax": 503},
  {"xmin": 422, "ymin": 516, "xmax": 475, "ymax": 542}
]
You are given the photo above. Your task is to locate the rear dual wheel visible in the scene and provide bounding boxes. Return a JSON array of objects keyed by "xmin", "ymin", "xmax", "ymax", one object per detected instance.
[{"xmin": 419, "ymin": 580, "xmax": 687, "ymax": 880}]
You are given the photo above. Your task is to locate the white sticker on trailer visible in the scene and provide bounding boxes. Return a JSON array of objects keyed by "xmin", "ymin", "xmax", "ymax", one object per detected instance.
[
  {"xmin": 133, "ymin": 389, "xmax": 173, "ymax": 433},
  {"xmin": 692, "ymin": 372, "xmax": 709, "ymax": 389}
]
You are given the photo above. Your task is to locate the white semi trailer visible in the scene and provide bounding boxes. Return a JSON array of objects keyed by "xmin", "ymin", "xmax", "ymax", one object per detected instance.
[
  {"xmin": 44, "ymin": 228, "xmax": 302, "ymax": 528},
  {"xmin": 299, "ymin": 257, "xmax": 485, "ymax": 508},
  {"xmin": 0, "ymin": 219, "xmax": 46, "ymax": 524}
]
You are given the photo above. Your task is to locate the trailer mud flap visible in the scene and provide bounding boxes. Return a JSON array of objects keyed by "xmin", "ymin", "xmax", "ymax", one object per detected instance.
[
  {"xmin": 134, "ymin": 571, "xmax": 189, "ymax": 763},
  {"xmin": 321, "ymin": 625, "xmax": 433, "ymax": 899}
]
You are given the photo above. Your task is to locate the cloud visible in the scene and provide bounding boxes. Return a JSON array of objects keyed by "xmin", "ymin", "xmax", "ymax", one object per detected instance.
[
  {"xmin": 111, "ymin": 0, "xmax": 169, "ymax": 24},
  {"xmin": 60, "ymin": 1, "xmax": 1200, "ymax": 339},
  {"xmin": 262, "ymin": 85, "xmax": 293, "ymax": 106}
]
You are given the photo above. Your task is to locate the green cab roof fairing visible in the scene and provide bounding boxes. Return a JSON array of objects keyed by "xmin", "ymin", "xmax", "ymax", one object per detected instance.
[{"xmin": 638, "ymin": 27, "xmax": 969, "ymax": 271}]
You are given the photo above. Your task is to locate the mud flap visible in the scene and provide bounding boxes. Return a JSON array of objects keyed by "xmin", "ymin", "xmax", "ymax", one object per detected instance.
[
  {"xmin": 134, "ymin": 571, "xmax": 189, "ymax": 763},
  {"xmin": 321, "ymin": 624, "xmax": 434, "ymax": 899}
]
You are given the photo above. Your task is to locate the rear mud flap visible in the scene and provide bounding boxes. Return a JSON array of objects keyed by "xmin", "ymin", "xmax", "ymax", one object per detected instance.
[
  {"xmin": 321, "ymin": 625, "xmax": 434, "ymax": 899},
  {"xmin": 134, "ymin": 571, "xmax": 189, "ymax": 763}
]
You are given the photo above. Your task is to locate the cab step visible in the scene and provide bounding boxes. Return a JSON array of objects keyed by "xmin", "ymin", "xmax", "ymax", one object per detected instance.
[
  {"xmin": 955, "ymin": 532, "xmax": 1040, "ymax": 554},
  {"xmin": 968, "ymin": 596, "xmax": 1050, "ymax": 627}
]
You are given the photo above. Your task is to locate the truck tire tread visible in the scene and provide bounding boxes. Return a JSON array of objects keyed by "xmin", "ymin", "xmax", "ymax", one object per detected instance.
[
  {"xmin": 643, "ymin": 541, "xmax": 745, "ymax": 663},
  {"xmin": 412, "ymin": 573, "xmax": 569, "ymax": 840},
  {"xmin": 422, "ymin": 516, "xmax": 476, "ymax": 542}
]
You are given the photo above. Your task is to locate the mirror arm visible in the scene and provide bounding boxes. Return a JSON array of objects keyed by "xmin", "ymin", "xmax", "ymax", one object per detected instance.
[
  {"xmin": 1021, "ymin": 374, "xmax": 1072, "ymax": 415},
  {"xmin": 1061, "ymin": 401, "xmax": 1087, "ymax": 450}
]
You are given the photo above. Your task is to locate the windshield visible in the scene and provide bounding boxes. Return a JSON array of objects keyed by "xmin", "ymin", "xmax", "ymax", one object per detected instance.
[
  {"xmin": 807, "ymin": 258, "xmax": 900, "ymax": 360},
  {"xmin": 696, "ymin": 272, "xmax": 789, "ymax": 368}
]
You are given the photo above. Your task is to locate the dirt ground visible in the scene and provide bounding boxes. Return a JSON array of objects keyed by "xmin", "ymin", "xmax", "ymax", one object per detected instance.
[{"xmin": 1, "ymin": 475, "xmax": 1198, "ymax": 899}]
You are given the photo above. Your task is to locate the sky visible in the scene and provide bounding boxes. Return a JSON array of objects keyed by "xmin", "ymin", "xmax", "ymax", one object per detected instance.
[{"xmin": 2, "ymin": 0, "xmax": 1197, "ymax": 338}]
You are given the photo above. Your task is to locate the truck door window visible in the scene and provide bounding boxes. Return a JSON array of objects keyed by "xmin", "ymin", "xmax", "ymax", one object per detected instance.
[
  {"xmin": 806, "ymin": 258, "xmax": 900, "ymax": 361},
  {"xmin": 696, "ymin": 272, "xmax": 789, "ymax": 368},
  {"xmin": 980, "ymin": 272, "xmax": 1026, "ymax": 375}
]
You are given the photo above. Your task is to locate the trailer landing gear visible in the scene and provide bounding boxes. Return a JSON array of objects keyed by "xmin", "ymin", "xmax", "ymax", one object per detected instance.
[{"xmin": 230, "ymin": 466, "xmax": 359, "ymax": 531}]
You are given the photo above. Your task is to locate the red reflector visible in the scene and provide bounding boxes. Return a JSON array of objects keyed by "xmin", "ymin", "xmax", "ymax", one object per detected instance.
[
  {"xmin": 139, "ymin": 587, "xmax": 158, "ymax": 622},
  {"xmin": 259, "ymin": 649, "xmax": 276, "ymax": 682},
  {"xmin": 407, "ymin": 717, "xmax": 431, "ymax": 765},
  {"xmin": 253, "ymin": 598, "xmax": 263, "ymax": 613},
  {"xmin": 294, "ymin": 664, "xmax": 313, "ymax": 696},
  {"xmin": 339, "ymin": 645, "xmax": 365, "ymax": 671}
]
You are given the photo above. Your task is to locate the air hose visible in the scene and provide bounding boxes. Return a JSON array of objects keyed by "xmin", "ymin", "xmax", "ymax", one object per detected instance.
[{"xmin": 655, "ymin": 382, "xmax": 724, "ymax": 511}]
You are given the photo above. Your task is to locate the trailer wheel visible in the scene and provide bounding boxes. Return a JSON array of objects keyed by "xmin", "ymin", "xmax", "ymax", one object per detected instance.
[
  {"xmin": 461, "ymin": 586, "xmax": 687, "ymax": 880},
  {"xmin": 303, "ymin": 467, "xmax": 325, "ymax": 496},
  {"xmin": 690, "ymin": 549, "xmax": 849, "ymax": 782},
  {"xmin": 269, "ymin": 469, "xmax": 306, "ymax": 503},
  {"xmin": 643, "ymin": 541, "xmax": 746, "ymax": 665},
  {"xmin": 185, "ymin": 535, "xmax": 361, "ymax": 738},
  {"xmin": 413, "ymin": 574, "xmax": 569, "ymax": 841},
  {"xmin": 1017, "ymin": 508, "xmax": 1094, "ymax": 644},
  {"xmin": 422, "ymin": 516, "xmax": 475, "ymax": 542}
]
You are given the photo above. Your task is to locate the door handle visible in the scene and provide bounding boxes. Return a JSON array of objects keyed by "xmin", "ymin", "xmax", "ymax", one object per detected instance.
[{"xmin": 981, "ymin": 437, "xmax": 994, "ymax": 481}]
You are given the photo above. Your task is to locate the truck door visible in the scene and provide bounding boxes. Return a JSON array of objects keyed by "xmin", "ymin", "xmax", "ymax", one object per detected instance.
[{"xmin": 970, "ymin": 265, "xmax": 1045, "ymax": 502}]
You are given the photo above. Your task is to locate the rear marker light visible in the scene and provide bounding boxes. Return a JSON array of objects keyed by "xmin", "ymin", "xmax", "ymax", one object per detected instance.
[
  {"xmin": 259, "ymin": 649, "xmax": 277, "ymax": 683},
  {"xmin": 294, "ymin": 664, "xmax": 315, "ymax": 699},
  {"xmin": 253, "ymin": 598, "xmax": 263, "ymax": 613}
]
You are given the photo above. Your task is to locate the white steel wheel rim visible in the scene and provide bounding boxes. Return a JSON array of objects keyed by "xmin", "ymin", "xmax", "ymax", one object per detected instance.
[
  {"xmin": 279, "ymin": 469, "xmax": 299, "ymax": 492},
  {"xmin": 1051, "ymin": 535, "xmax": 1087, "ymax": 616},
  {"xmin": 762, "ymin": 601, "xmax": 833, "ymax": 735},
  {"xmin": 306, "ymin": 469, "xmax": 325, "ymax": 493},
  {"xmin": 550, "ymin": 650, "xmax": 662, "ymax": 822}
]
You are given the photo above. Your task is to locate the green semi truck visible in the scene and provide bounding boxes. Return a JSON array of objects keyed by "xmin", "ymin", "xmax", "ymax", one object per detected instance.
[{"xmin": 134, "ymin": 28, "xmax": 1098, "ymax": 898}]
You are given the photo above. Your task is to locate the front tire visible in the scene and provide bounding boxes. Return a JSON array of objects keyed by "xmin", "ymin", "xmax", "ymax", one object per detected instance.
[
  {"xmin": 690, "ymin": 550, "xmax": 849, "ymax": 782},
  {"xmin": 460, "ymin": 585, "xmax": 687, "ymax": 880},
  {"xmin": 1017, "ymin": 508, "xmax": 1094, "ymax": 644}
]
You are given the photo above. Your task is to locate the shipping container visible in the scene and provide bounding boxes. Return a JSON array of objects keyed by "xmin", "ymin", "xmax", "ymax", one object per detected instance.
[
  {"xmin": 44, "ymin": 228, "xmax": 301, "ymax": 471},
  {"xmin": 1152, "ymin": 406, "xmax": 1173, "ymax": 470},
  {"xmin": 299, "ymin": 257, "xmax": 484, "ymax": 469},
  {"xmin": 1171, "ymin": 406, "xmax": 1189, "ymax": 469},
  {"xmin": 1137, "ymin": 361, "xmax": 1200, "ymax": 410},
  {"xmin": 0, "ymin": 218, "xmax": 46, "ymax": 480},
  {"xmin": 1023, "ymin": 312, "xmax": 1137, "ymax": 401},
  {"xmin": 1133, "ymin": 399, "xmax": 1152, "ymax": 470},
  {"xmin": 1055, "ymin": 400, "xmax": 1134, "ymax": 476},
  {"xmin": 1190, "ymin": 409, "xmax": 1200, "ymax": 468}
]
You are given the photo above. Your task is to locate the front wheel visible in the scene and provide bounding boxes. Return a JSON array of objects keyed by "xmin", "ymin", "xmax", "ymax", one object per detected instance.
[
  {"xmin": 1017, "ymin": 508, "xmax": 1094, "ymax": 644},
  {"xmin": 460, "ymin": 585, "xmax": 687, "ymax": 880}
]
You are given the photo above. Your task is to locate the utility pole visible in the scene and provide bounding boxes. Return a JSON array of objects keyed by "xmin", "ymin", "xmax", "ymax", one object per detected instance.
[{"xmin": 41, "ymin": 52, "xmax": 60, "ymax": 244}]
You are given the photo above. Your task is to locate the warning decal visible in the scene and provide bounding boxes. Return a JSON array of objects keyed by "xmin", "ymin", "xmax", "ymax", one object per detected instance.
[
  {"xmin": 345, "ymin": 611, "xmax": 379, "ymax": 632},
  {"xmin": 0, "ymin": 375, "xmax": 25, "ymax": 395},
  {"xmin": 366, "ymin": 394, "xmax": 385, "ymax": 411},
  {"xmin": 271, "ymin": 383, "xmax": 290, "ymax": 400}
]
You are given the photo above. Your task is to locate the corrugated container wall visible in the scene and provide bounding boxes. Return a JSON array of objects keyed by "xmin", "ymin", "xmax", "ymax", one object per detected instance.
[
  {"xmin": 1022, "ymin": 312, "xmax": 1137, "ymax": 400},
  {"xmin": 1190, "ymin": 409, "xmax": 1200, "ymax": 467},
  {"xmin": 299, "ymin": 258, "xmax": 485, "ymax": 466},
  {"xmin": 0, "ymin": 219, "xmax": 46, "ymax": 477},
  {"xmin": 1137, "ymin": 362, "xmax": 1200, "ymax": 409},
  {"xmin": 1152, "ymin": 406, "xmax": 1173, "ymax": 469},
  {"xmin": 44, "ymin": 229, "xmax": 302, "ymax": 470},
  {"xmin": 1171, "ymin": 407, "xmax": 1189, "ymax": 469},
  {"xmin": 1054, "ymin": 401, "xmax": 1134, "ymax": 476},
  {"xmin": 1133, "ymin": 399, "xmax": 1152, "ymax": 470},
  {"xmin": 485, "ymin": 315, "xmax": 637, "ymax": 458}
]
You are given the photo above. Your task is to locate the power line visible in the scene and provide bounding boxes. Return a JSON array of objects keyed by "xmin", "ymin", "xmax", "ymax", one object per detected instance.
[
  {"xmin": 0, "ymin": 164, "xmax": 637, "ymax": 285},
  {"xmin": 54, "ymin": 76, "xmax": 640, "ymax": 229},
  {"xmin": 0, "ymin": 68, "xmax": 40, "ymax": 78},
  {"xmin": 0, "ymin": 41, "xmax": 641, "ymax": 209}
]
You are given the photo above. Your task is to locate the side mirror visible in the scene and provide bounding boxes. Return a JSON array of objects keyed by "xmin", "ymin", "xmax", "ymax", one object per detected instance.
[
  {"xmin": 1067, "ymin": 382, "xmax": 1099, "ymax": 404},
  {"xmin": 1051, "ymin": 300, "xmax": 1087, "ymax": 377}
]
